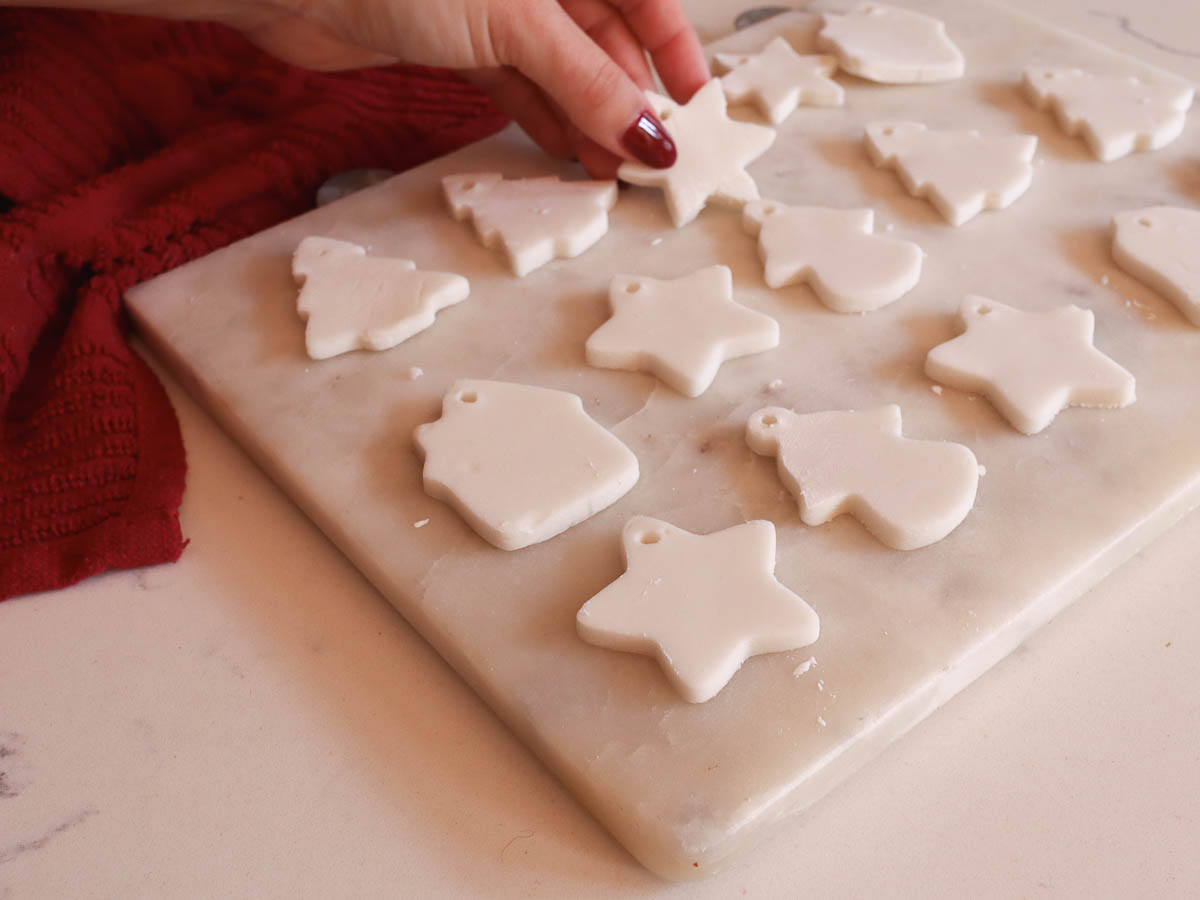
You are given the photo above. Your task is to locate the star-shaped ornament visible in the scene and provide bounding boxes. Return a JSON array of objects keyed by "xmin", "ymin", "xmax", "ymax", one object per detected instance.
[
  {"xmin": 618, "ymin": 80, "xmax": 776, "ymax": 227},
  {"xmin": 714, "ymin": 37, "xmax": 843, "ymax": 124},
  {"xmin": 925, "ymin": 297, "xmax": 1136, "ymax": 435},
  {"xmin": 585, "ymin": 265, "xmax": 779, "ymax": 396},
  {"xmin": 292, "ymin": 237, "xmax": 468, "ymax": 360},
  {"xmin": 576, "ymin": 516, "xmax": 820, "ymax": 703}
]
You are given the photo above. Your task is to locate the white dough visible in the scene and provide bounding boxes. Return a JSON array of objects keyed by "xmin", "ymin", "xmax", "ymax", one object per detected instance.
[
  {"xmin": 925, "ymin": 296, "xmax": 1136, "ymax": 435},
  {"xmin": 1112, "ymin": 206, "xmax": 1200, "ymax": 327},
  {"xmin": 617, "ymin": 80, "xmax": 776, "ymax": 228},
  {"xmin": 818, "ymin": 3, "xmax": 964, "ymax": 84},
  {"xmin": 585, "ymin": 265, "xmax": 779, "ymax": 397},
  {"xmin": 576, "ymin": 516, "xmax": 819, "ymax": 704},
  {"xmin": 1023, "ymin": 67, "xmax": 1193, "ymax": 162},
  {"xmin": 742, "ymin": 202, "xmax": 923, "ymax": 312},
  {"xmin": 443, "ymin": 173, "xmax": 617, "ymax": 276},
  {"xmin": 714, "ymin": 37, "xmax": 843, "ymax": 124},
  {"xmin": 291, "ymin": 237, "xmax": 469, "ymax": 361},
  {"xmin": 413, "ymin": 380, "xmax": 638, "ymax": 550},
  {"xmin": 745, "ymin": 404, "xmax": 978, "ymax": 550},
  {"xmin": 865, "ymin": 122, "xmax": 1037, "ymax": 226}
]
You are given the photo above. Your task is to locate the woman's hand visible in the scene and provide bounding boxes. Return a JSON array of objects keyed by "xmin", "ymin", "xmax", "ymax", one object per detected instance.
[{"xmin": 100, "ymin": 0, "xmax": 710, "ymax": 176}]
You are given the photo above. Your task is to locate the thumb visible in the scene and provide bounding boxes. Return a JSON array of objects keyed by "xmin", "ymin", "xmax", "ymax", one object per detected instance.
[{"xmin": 497, "ymin": 3, "xmax": 677, "ymax": 169}]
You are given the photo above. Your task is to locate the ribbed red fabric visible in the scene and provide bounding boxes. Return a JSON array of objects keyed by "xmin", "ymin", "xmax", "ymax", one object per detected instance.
[{"xmin": 0, "ymin": 10, "xmax": 508, "ymax": 600}]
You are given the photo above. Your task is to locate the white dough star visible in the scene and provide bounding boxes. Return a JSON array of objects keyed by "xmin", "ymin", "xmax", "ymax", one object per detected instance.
[
  {"xmin": 925, "ymin": 296, "xmax": 1136, "ymax": 435},
  {"xmin": 618, "ymin": 80, "xmax": 776, "ymax": 227},
  {"xmin": 576, "ymin": 516, "xmax": 820, "ymax": 703},
  {"xmin": 714, "ymin": 37, "xmax": 843, "ymax": 124},
  {"xmin": 292, "ymin": 236, "xmax": 468, "ymax": 360},
  {"xmin": 585, "ymin": 265, "xmax": 779, "ymax": 396}
]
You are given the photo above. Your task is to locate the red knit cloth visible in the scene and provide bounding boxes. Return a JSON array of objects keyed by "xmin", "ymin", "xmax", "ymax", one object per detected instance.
[{"xmin": 0, "ymin": 11, "xmax": 508, "ymax": 600}]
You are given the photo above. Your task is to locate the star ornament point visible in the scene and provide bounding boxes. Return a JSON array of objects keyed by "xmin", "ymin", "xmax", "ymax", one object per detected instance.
[
  {"xmin": 584, "ymin": 265, "xmax": 779, "ymax": 396},
  {"xmin": 576, "ymin": 516, "xmax": 820, "ymax": 703},
  {"xmin": 618, "ymin": 80, "xmax": 776, "ymax": 227}
]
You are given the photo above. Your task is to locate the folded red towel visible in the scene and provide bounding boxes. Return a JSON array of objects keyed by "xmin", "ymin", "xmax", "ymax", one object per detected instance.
[{"xmin": 0, "ymin": 10, "xmax": 508, "ymax": 600}]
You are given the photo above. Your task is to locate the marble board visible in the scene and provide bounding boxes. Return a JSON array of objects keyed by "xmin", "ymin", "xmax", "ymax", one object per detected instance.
[{"xmin": 126, "ymin": 1, "xmax": 1200, "ymax": 880}]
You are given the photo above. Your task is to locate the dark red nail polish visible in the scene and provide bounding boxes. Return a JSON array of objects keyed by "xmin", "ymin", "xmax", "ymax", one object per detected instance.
[{"xmin": 621, "ymin": 110, "xmax": 677, "ymax": 169}]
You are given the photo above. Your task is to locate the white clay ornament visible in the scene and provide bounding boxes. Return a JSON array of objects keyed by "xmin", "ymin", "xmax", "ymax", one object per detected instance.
[
  {"xmin": 714, "ymin": 37, "xmax": 843, "ymax": 124},
  {"xmin": 414, "ymin": 380, "xmax": 639, "ymax": 550},
  {"xmin": 618, "ymin": 80, "xmax": 776, "ymax": 228},
  {"xmin": 818, "ymin": 3, "xmax": 964, "ymax": 84},
  {"xmin": 585, "ymin": 265, "xmax": 779, "ymax": 397},
  {"xmin": 443, "ymin": 173, "xmax": 617, "ymax": 276},
  {"xmin": 742, "ymin": 202, "xmax": 923, "ymax": 313},
  {"xmin": 925, "ymin": 297, "xmax": 1136, "ymax": 435},
  {"xmin": 865, "ymin": 122, "xmax": 1037, "ymax": 226},
  {"xmin": 1111, "ymin": 206, "xmax": 1200, "ymax": 327},
  {"xmin": 576, "ymin": 516, "xmax": 820, "ymax": 703},
  {"xmin": 746, "ymin": 405, "xmax": 978, "ymax": 550},
  {"xmin": 292, "ymin": 236, "xmax": 469, "ymax": 360},
  {"xmin": 1023, "ymin": 67, "xmax": 1193, "ymax": 162}
]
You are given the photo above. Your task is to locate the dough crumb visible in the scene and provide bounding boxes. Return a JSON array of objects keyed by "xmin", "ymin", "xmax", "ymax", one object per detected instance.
[
  {"xmin": 414, "ymin": 518, "xmax": 430, "ymax": 528},
  {"xmin": 651, "ymin": 237, "xmax": 663, "ymax": 246},
  {"xmin": 816, "ymin": 715, "xmax": 827, "ymax": 727},
  {"xmin": 1099, "ymin": 274, "xmax": 1109, "ymax": 286},
  {"xmin": 768, "ymin": 378, "xmax": 784, "ymax": 390},
  {"xmin": 931, "ymin": 384, "xmax": 943, "ymax": 395},
  {"xmin": 978, "ymin": 464, "xmax": 987, "ymax": 476},
  {"xmin": 817, "ymin": 679, "xmax": 825, "ymax": 691},
  {"xmin": 793, "ymin": 656, "xmax": 817, "ymax": 676},
  {"xmin": 408, "ymin": 366, "xmax": 424, "ymax": 380}
]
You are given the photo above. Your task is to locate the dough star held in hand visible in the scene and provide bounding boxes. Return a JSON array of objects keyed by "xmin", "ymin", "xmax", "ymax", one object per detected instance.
[
  {"xmin": 925, "ymin": 297, "xmax": 1136, "ymax": 435},
  {"xmin": 714, "ymin": 36, "xmax": 843, "ymax": 125},
  {"xmin": 585, "ymin": 265, "xmax": 779, "ymax": 397},
  {"xmin": 292, "ymin": 236, "xmax": 469, "ymax": 360},
  {"xmin": 742, "ymin": 202, "xmax": 923, "ymax": 313},
  {"xmin": 443, "ymin": 173, "xmax": 617, "ymax": 276},
  {"xmin": 746, "ymin": 404, "xmax": 978, "ymax": 550},
  {"xmin": 618, "ymin": 80, "xmax": 776, "ymax": 228},
  {"xmin": 576, "ymin": 516, "xmax": 820, "ymax": 704}
]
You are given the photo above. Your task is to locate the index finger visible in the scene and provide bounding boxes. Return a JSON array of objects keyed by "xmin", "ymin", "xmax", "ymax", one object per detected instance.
[{"xmin": 612, "ymin": 0, "xmax": 709, "ymax": 102}]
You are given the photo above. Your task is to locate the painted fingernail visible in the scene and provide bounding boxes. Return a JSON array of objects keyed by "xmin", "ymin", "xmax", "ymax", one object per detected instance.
[{"xmin": 621, "ymin": 110, "xmax": 676, "ymax": 169}]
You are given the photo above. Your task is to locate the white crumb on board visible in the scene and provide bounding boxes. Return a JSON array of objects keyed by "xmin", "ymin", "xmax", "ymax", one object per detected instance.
[
  {"xmin": 978, "ymin": 464, "xmax": 987, "ymax": 477},
  {"xmin": 793, "ymin": 656, "xmax": 817, "ymax": 676},
  {"xmin": 931, "ymin": 384, "xmax": 943, "ymax": 395},
  {"xmin": 413, "ymin": 518, "xmax": 430, "ymax": 528},
  {"xmin": 408, "ymin": 366, "xmax": 424, "ymax": 380}
]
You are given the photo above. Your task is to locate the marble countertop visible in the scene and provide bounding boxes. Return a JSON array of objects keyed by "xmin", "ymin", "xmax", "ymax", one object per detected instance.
[{"xmin": 3, "ymin": 2, "xmax": 1198, "ymax": 896}]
